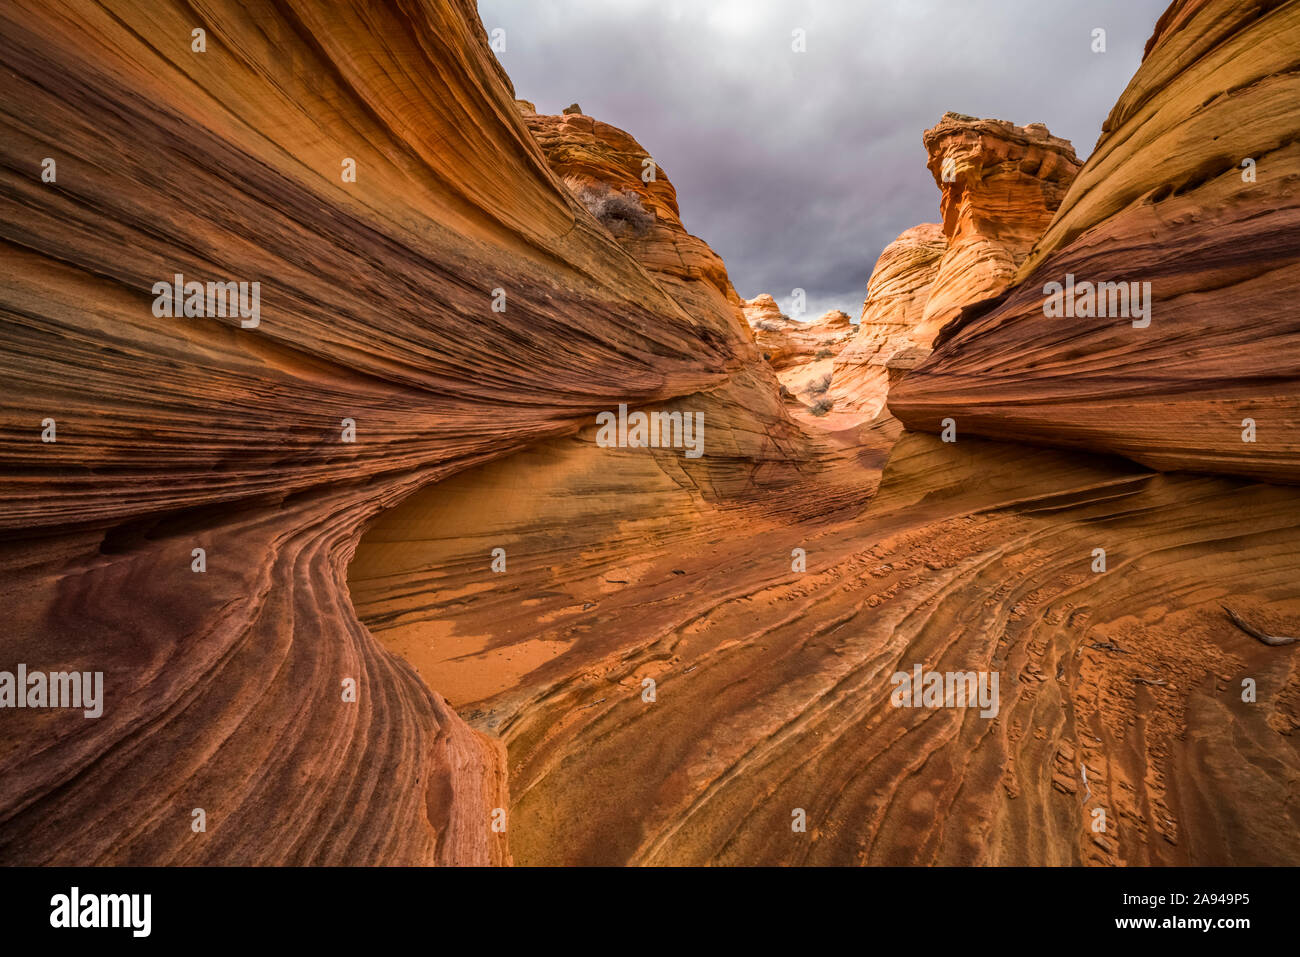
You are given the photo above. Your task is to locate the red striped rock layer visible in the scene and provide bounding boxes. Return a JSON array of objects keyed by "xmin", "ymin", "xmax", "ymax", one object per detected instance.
[
  {"xmin": 0, "ymin": 0, "xmax": 793, "ymax": 864},
  {"xmin": 891, "ymin": 0, "xmax": 1300, "ymax": 483},
  {"xmin": 0, "ymin": 471, "xmax": 509, "ymax": 865}
]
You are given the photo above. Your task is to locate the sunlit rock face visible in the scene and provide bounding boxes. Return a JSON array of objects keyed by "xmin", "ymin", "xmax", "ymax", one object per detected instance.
[
  {"xmin": 743, "ymin": 296, "xmax": 853, "ymax": 368},
  {"xmin": 832, "ymin": 116, "xmax": 1078, "ymax": 419},
  {"xmin": 832, "ymin": 223, "xmax": 946, "ymax": 416},
  {"xmin": 917, "ymin": 113, "xmax": 1082, "ymax": 344},
  {"xmin": 891, "ymin": 0, "xmax": 1300, "ymax": 484}
]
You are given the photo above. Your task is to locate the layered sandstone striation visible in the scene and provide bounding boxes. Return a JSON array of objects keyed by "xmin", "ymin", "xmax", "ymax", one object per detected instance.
[
  {"xmin": 891, "ymin": 0, "xmax": 1300, "ymax": 483},
  {"xmin": 832, "ymin": 117, "xmax": 1079, "ymax": 417},
  {"xmin": 0, "ymin": 0, "xmax": 800, "ymax": 864},
  {"xmin": 518, "ymin": 104, "xmax": 812, "ymax": 475},
  {"xmin": 518, "ymin": 101, "xmax": 817, "ymax": 465},
  {"xmin": 832, "ymin": 223, "xmax": 946, "ymax": 416},
  {"xmin": 348, "ymin": 0, "xmax": 1300, "ymax": 866},
  {"xmin": 352, "ymin": 426, "xmax": 1300, "ymax": 865},
  {"xmin": 3, "ymin": 0, "xmax": 1299, "ymax": 872}
]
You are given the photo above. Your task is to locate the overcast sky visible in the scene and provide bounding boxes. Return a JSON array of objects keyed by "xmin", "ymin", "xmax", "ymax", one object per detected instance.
[{"xmin": 478, "ymin": 0, "xmax": 1170, "ymax": 319}]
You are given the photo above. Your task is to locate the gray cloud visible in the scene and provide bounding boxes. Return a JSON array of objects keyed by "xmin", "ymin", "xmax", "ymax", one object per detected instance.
[{"xmin": 479, "ymin": 0, "xmax": 1170, "ymax": 319}]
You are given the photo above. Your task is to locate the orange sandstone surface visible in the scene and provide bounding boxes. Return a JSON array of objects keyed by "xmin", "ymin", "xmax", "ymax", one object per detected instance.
[
  {"xmin": 891, "ymin": 0, "xmax": 1300, "ymax": 483},
  {"xmin": 350, "ymin": 0, "xmax": 1300, "ymax": 866},
  {"xmin": 2, "ymin": 0, "xmax": 1299, "ymax": 869}
]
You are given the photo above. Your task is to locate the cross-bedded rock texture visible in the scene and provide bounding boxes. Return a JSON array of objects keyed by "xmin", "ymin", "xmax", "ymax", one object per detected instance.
[
  {"xmin": 0, "ymin": 0, "xmax": 798, "ymax": 864},
  {"xmin": 891, "ymin": 0, "xmax": 1300, "ymax": 484},
  {"xmin": 3, "ymin": 0, "xmax": 1298, "ymax": 870}
]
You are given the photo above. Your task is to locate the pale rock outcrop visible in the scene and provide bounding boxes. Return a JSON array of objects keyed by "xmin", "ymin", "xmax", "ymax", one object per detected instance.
[
  {"xmin": 812, "ymin": 308, "xmax": 853, "ymax": 333},
  {"xmin": 743, "ymin": 296, "xmax": 855, "ymax": 408},
  {"xmin": 742, "ymin": 291, "xmax": 787, "ymax": 332}
]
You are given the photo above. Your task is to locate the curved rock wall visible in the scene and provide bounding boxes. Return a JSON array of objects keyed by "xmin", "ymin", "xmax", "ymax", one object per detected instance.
[
  {"xmin": 891, "ymin": 0, "xmax": 1300, "ymax": 483},
  {"xmin": 0, "ymin": 0, "xmax": 773, "ymax": 864}
]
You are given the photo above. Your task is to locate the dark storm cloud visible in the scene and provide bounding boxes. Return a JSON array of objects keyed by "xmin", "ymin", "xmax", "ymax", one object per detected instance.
[{"xmin": 478, "ymin": 0, "xmax": 1170, "ymax": 319}]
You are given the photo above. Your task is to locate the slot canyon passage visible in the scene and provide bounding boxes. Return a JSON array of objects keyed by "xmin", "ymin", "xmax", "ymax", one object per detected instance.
[{"xmin": 2, "ymin": 0, "xmax": 1300, "ymax": 866}]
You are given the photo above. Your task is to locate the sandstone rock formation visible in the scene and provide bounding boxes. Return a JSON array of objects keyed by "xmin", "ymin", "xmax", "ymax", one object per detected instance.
[
  {"xmin": 0, "ymin": 0, "xmax": 800, "ymax": 864},
  {"xmin": 352, "ymin": 425, "xmax": 1300, "ymax": 865},
  {"xmin": 520, "ymin": 103, "xmax": 759, "ymax": 352},
  {"xmin": 742, "ymin": 291, "xmax": 787, "ymax": 331},
  {"xmin": 832, "ymin": 117, "xmax": 1079, "ymax": 418},
  {"xmin": 918, "ymin": 113, "xmax": 1082, "ymax": 343},
  {"xmin": 3, "ymin": 0, "xmax": 1298, "ymax": 873},
  {"xmin": 743, "ymin": 295, "xmax": 855, "ymax": 411},
  {"xmin": 832, "ymin": 223, "xmax": 946, "ymax": 415},
  {"xmin": 517, "ymin": 102, "xmax": 812, "ymax": 475},
  {"xmin": 352, "ymin": 0, "xmax": 1300, "ymax": 867},
  {"xmin": 816, "ymin": 310, "xmax": 853, "ymax": 333},
  {"xmin": 891, "ymin": 0, "xmax": 1300, "ymax": 484}
]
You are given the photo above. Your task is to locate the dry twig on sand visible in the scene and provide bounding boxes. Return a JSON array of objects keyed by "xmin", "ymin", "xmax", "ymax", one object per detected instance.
[
  {"xmin": 1086, "ymin": 640, "xmax": 1128, "ymax": 654},
  {"xmin": 1222, "ymin": 605, "xmax": 1300, "ymax": 647}
]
